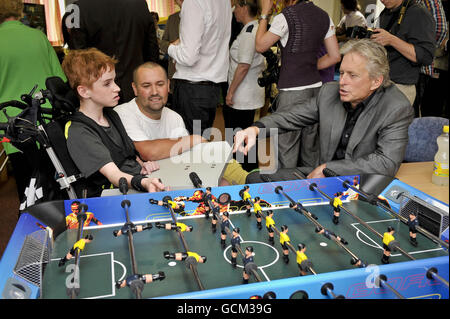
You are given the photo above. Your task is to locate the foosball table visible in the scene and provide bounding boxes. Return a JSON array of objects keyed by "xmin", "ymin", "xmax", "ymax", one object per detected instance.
[{"xmin": 0, "ymin": 174, "xmax": 448, "ymax": 300}]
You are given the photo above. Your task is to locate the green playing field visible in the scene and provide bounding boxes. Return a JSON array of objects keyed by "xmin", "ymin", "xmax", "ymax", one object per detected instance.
[{"xmin": 41, "ymin": 200, "xmax": 447, "ymax": 299}]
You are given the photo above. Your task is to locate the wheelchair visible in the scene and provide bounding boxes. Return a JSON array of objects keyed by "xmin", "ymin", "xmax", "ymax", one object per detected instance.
[{"xmin": 0, "ymin": 77, "xmax": 88, "ymax": 208}]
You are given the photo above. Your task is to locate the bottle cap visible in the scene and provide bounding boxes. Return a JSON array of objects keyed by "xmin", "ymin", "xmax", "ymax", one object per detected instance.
[{"xmin": 444, "ymin": 125, "xmax": 449, "ymax": 133}]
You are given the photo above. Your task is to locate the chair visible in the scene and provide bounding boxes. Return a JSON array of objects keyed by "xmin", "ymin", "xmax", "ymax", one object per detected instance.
[
  {"xmin": 404, "ymin": 116, "xmax": 449, "ymax": 162},
  {"xmin": 0, "ymin": 76, "xmax": 86, "ymax": 206}
]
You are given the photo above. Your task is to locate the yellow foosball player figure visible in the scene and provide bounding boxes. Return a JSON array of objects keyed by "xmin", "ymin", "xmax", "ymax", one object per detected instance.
[
  {"xmin": 265, "ymin": 210, "xmax": 276, "ymax": 245},
  {"xmin": 253, "ymin": 197, "xmax": 263, "ymax": 230},
  {"xmin": 155, "ymin": 222, "xmax": 193, "ymax": 232},
  {"xmin": 239, "ymin": 185, "xmax": 252, "ymax": 216},
  {"xmin": 296, "ymin": 243, "xmax": 311, "ymax": 276},
  {"xmin": 149, "ymin": 197, "xmax": 186, "ymax": 215},
  {"xmin": 381, "ymin": 226, "xmax": 396, "ymax": 264},
  {"xmin": 163, "ymin": 251, "xmax": 207, "ymax": 264},
  {"xmin": 58, "ymin": 234, "xmax": 93, "ymax": 267},
  {"xmin": 280, "ymin": 225, "xmax": 291, "ymax": 264},
  {"xmin": 331, "ymin": 192, "xmax": 344, "ymax": 224}
]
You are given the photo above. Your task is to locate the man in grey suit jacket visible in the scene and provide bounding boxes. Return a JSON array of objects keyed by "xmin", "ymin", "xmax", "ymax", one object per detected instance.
[{"xmin": 233, "ymin": 39, "xmax": 414, "ymax": 182}]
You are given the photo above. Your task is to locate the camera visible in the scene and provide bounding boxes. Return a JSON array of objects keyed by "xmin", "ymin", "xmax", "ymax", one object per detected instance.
[
  {"xmin": 258, "ymin": 49, "xmax": 280, "ymax": 87},
  {"xmin": 349, "ymin": 26, "xmax": 377, "ymax": 39}
]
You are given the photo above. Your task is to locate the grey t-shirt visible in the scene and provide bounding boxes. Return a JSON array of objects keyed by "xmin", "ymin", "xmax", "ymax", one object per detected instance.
[{"xmin": 66, "ymin": 119, "xmax": 141, "ymax": 178}]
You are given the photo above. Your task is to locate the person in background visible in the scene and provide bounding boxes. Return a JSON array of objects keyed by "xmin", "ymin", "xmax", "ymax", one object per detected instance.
[
  {"xmin": 336, "ymin": 0, "xmax": 368, "ymax": 43},
  {"xmin": 69, "ymin": 0, "xmax": 159, "ymax": 104},
  {"xmin": 372, "ymin": 0, "xmax": 436, "ymax": 106},
  {"xmin": 413, "ymin": 0, "xmax": 448, "ymax": 117},
  {"xmin": 168, "ymin": 0, "xmax": 232, "ymax": 135},
  {"xmin": 255, "ymin": 0, "xmax": 341, "ymax": 170},
  {"xmin": 0, "ymin": 0, "xmax": 67, "ymax": 203},
  {"xmin": 150, "ymin": 11, "xmax": 164, "ymax": 41},
  {"xmin": 159, "ymin": 0, "xmax": 183, "ymax": 97},
  {"xmin": 224, "ymin": 0, "xmax": 265, "ymax": 171}
]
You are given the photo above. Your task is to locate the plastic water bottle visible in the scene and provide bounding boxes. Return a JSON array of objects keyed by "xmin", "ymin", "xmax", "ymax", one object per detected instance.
[{"xmin": 432, "ymin": 125, "xmax": 449, "ymax": 186}]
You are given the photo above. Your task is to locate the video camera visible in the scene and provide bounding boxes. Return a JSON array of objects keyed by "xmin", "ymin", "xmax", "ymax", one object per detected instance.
[
  {"xmin": 349, "ymin": 26, "xmax": 378, "ymax": 39},
  {"xmin": 258, "ymin": 49, "xmax": 280, "ymax": 88}
]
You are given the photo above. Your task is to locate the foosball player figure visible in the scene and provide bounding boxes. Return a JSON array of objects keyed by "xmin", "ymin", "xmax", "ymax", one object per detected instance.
[
  {"xmin": 164, "ymin": 251, "xmax": 207, "ymax": 264},
  {"xmin": 408, "ymin": 211, "xmax": 419, "ymax": 247},
  {"xmin": 242, "ymin": 246, "xmax": 255, "ymax": 284},
  {"xmin": 113, "ymin": 222, "xmax": 153, "ymax": 237},
  {"xmin": 239, "ymin": 185, "xmax": 252, "ymax": 217},
  {"xmin": 315, "ymin": 226, "xmax": 348, "ymax": 245},
  {"xmin": 203, "ymin": 187, "xmax": 213, "ymax": 219},
  {"xmin": 351, "ymin": 258, "xmax": 368, "ymax": 268},
  {"xmin": 220, "ymin": 211, "xmax": 231, "ymax": 248},
  {"xmin": 115, "ymin": 272, "xmax": 165, "ymax": 289},
  {"xmin": 58, "ymin": 234, "xmax": 94, "ymax": 267},
  {"xmin": 252, "ymin": 197, "xmax": 263, "ymax": 230},
  {"xmin": 381, "ymin": 226, "xmax": 396, "ymax": 264},
  {"xmin": 296, "ymin": 243, "xmax": 310, "ymax": 276},
  {"xmin": 280, "ymin": 225, "xmax": 290, "ymax": 264},
  {"xmin": 211, "ymin": 200, "xmax": 221, "ymax": 233},
  {"xmin": 265, "ymin": 210, "xmax": 275, "ymax": 245},
  {"xmin": 230, "ymin": 227, "xmax": 242, "ymax": 268},
  {"xmin": 331, "ymin": 192, "xmax": 344, "ymax": 224},
  {"xmin": 149, "ymin": 198, "xmax": 186, "ymax": 215},
  {"xmin": 155, "ymin": 222, "xmax": 193, "ymax": 232}
]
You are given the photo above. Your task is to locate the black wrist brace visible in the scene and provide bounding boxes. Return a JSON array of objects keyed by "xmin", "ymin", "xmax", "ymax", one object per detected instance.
[{"xmin": 131, "ymin": 174, "xmax": 147, "ymax": 192}]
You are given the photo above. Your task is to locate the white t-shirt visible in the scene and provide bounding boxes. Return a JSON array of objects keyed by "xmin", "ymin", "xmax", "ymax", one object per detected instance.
[
  {"xmin": 114, "ymin": 98, "xmax": 188, "ymax": 142},
  {"xmin": 228, "ymin": 20, "xmax": 265, "ymax": 110},
  {"xmin": 337, "ymin": 11, "xmax": 367, "ymax": 29},
  {"xmin": 269, "ymin": 13, "xmax": 336, "ymax": 91}
]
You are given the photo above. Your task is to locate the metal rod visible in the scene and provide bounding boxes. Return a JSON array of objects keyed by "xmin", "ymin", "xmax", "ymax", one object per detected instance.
[
  {"xmin": 68, "ymin": 203, "xmax": 88, "ymax": 299},
  {"xmin": 257, "ymin": 206, "xmax": 318, "ymax": 275},
  {"xmin": 330, "ymin": 172, "xmax": 449, "ymax": 250},
  {"xmin": 302, "ymin": 173, "xmax": 416, "ymax": 261},
  {"xmin": 206, "ymin": 198, "xmax": 263, "ymax": 282},
  {"xmin": 120, "ymin": 199, "xmax": 141, "ymax": 299},
  {"xmin": 262, "ymin": 176, "xmax": 363, "ymax": 264},
  {"xmin": 166, "ymin": 201, "xmax": 205, "ymax": 290},
  {"xmin": 377, "ymin": 275, "xmax": 405, "ymax": 299},
  {"xmin": 426, "ymin": 267, "xmax": 449, "ymax": 288}
]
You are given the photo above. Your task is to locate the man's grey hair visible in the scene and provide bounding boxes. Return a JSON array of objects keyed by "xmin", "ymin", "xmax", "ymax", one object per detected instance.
[{"xmin": 340, "ymin": 39, "xmax": 391, "ymax": 88}]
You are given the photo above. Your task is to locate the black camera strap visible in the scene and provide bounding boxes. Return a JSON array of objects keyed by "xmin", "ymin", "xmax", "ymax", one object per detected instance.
[{"xmin": 385, "ymin": 0, "xmax": 413, "ymax": 33}]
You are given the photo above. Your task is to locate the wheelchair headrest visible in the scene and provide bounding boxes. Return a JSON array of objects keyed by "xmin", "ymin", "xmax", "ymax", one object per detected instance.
[{"xmin": 45, "ymin": 76, "xmax": 79, "ymax": 116}]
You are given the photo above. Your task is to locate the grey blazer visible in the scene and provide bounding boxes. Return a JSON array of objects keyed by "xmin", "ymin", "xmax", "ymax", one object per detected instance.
[{"xmin": 257, "ymin": 81, "xmax": 414, "ymax": 177}]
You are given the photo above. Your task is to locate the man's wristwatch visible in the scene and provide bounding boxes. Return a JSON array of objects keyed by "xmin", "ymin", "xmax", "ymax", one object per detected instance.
[{"xmin": 259, "ymin": 14, "xmax": 270, "ymax": 21}]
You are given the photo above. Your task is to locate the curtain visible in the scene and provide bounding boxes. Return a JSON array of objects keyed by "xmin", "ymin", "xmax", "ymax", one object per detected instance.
[
  {"xmin": 146, "ymin": 0, "xmax": 177, "ymax": 19},
  {"xmin": 23, "ymin": 0, "xmax": 63, "ymax": 46}
]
